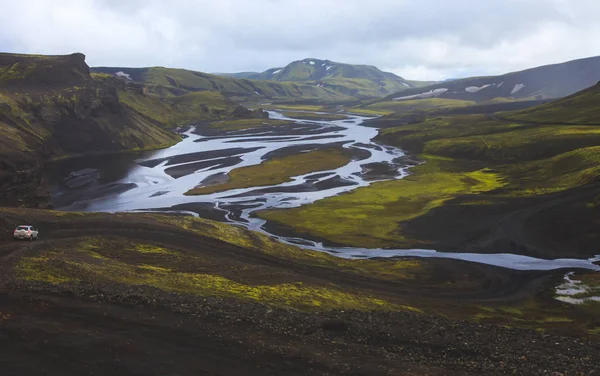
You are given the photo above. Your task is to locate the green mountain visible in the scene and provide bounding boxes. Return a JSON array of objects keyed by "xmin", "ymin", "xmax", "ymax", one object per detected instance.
[
  {"xmin": 247, "ymin": 58, "xmax": 404, "ymax": 82},
  {"xmin": 371, "ymin": 55, "xmax": 600, "ymax": 107},
  {"xmin": 215, "ymin": 71, "xmax": 260, "ymax": 79},
  {"xmin": 217, "ymin": 58, "xmax": 434, "ymax": 98},
  {"xmin": 91, "ymin": 66, "xmax": 355, "ymax": 103},
  {"xmin": 0, "ymin": 52, "xmax": 259, "ymax": 206}
]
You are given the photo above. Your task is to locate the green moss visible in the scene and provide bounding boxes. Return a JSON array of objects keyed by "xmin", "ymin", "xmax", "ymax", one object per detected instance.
[
  {"xmin": 134, "ymin": 244, "xmax": 179, "ymax": 255},
  {"xmin": 279, "ymin": 111, "xmax": 349, "ymax": 121},
  {"xmin": 208, "ymin": 118, "xmax": 292, "ymax": 131},
  {"xmin": 259, "ymin": 156, "xmax": 504, "ymax": 248},
  {"xmin": 16, "ymin": 252, "xmax": 77, "ymax": 284},
  {"xmin": 186, "ymin": 148, "xmax": 353, "ymax": 195},
  {"xmin": 499, "ymin": 307, "xmax": 523, "ymax": 316},
  {"xmin": 16, "ymin": 240, "xmax": 414, "ymax": 312},
  {"xmin": 588, "ymin": 327, "xmax": 600, "ymax": 335},
  {"xmin": 362, "ymin": 98, "xmax": 475, "ymax": 113},
  {"xmin": 264, "ymin": 104, "xmax": 327, "ymax": 112}
]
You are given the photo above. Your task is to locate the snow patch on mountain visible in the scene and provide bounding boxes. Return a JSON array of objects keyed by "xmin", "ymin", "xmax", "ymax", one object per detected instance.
[
  {"xmin": 497, "ymin": 81, "xmax": 504, "ymax": 88},
  {"xmin": 511, "ymin": 83, "xmax": 525, "ymax": 95},
  {"xmin": 272, "ymin": 69, "xmax": 282, "ymax": 75},
  {"xmin": 326, "ymin": 66, "xmax": 332, "ymax": 71},
  {"xmin": 115, "ymin": 71, "xmax": 132, "ymax": 80},
  {"xmin": 394, "ymin": 88, "xmax": 448, "ymax": 101},
  {"xmin": 309, "ymin": 61, "xmax": 315, "ymax": 65},
  {"xmin": 465, "ymin": 84, "xmax": 491, "ymax": 93}
]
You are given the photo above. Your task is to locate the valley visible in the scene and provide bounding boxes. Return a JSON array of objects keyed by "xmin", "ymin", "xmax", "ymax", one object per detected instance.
[{"xmin": 1, "ymin": 51, "xmax": 600, "ymax": 375}]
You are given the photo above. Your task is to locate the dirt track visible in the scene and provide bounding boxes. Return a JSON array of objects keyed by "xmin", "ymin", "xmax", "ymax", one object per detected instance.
[{"xmin": 0, "ymin": 210, "xmax": 599, "ymax": 375}]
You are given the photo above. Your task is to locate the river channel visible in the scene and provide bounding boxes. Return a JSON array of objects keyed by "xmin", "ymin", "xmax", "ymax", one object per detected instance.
[{"xmin": 49, "ymin": 111, "xmax": 600, "ymax": 271}]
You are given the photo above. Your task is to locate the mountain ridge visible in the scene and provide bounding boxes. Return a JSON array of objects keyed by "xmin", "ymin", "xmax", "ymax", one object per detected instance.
[
  {"xmin": 215, "ymin": 58, "xmax": 435, "ymax": 98},
  {"xmin": 377, "ymin": 55, "xmax": 600, "ymax": 103}
]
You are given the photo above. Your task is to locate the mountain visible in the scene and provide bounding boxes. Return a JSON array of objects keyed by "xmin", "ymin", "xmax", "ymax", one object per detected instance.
[
  {"xmin": 91, "ymin": 66, "xmax": 355, "ymax": 103},
  {"xmin": 216, "ymin": 58, "xmax": 434, "ymax": 98},
  {"xmin": 215, "ymin": 71, "xmax": 260, "ymax": 79},
  {"xmin": 0, "ymin": 52, "xmax": 260, "ymax": 206},
  {"xmin": 376, "ymin": 55, "xmax": 600, "ymax": 104},
  {"xmin": 247, "ymin": 58, "xmax": 405, "ymax": 82}
]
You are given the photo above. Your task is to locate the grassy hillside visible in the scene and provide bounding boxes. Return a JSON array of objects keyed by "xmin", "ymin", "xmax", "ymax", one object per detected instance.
[
  {"xmin": 2, "ymin": 207, "xmax": 600, "ymax": 344},
  {"xmin": 247, "ymin": 58, "xmax": 405, "ymax": 82},
  {"xmin": 217, "ymin": 58, "xmax": 435, "ymax": 98},
  {"xmin": 366, "ymin": 55, "xmax": 600, "ymax": 108},
  {"xmin": 258, "ymin": 83, "xmax": 600, "ymax": 259},
  {"xmin": 0, "ymin": 53, "xmax": 260, "ymax": 207},
  {"xmin": 92, "ymin": 66, "xmax": 354, "ymax": 103}
]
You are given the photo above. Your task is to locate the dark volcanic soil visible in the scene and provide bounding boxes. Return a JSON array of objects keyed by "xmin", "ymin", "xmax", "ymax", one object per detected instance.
[{"xmin": 0, "ymin": 209, "xmax": 598, "ymax": 375}]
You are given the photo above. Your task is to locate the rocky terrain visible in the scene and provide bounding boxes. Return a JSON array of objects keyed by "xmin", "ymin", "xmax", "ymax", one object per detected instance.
[
  {"xmin": 0, "ymin": 208, "xmax": 598, "ymax": 375},
  {"xmin": 1, "ymin": 51, "xmax": 600, "ymax": 376}
]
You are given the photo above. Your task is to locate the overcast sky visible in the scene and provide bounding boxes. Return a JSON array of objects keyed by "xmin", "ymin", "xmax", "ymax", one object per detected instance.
[{"xmin": 1, "ymin": 0, "xmax": 600, "ymax": 80}]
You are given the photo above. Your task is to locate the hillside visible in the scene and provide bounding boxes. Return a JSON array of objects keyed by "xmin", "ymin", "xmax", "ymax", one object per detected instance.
[
  {"xmin": 0, "ymin": 207, "xmax": 599, "ymax": 375},
  {"xmin": 367, "ymin": 55, "xmax": 600, "ymax": 107},
  {"xmin": 92, "ymin": 66, "xmax": 355, "ymax": 103},
  {"xmin": 259, "ymin": 82, "xmax": 600, "ymax": 260},
  {"xmin": 217, "ymin": 58, "xmax": 434, "ymax": 98},
  {"xmin": 0, "ymin": 52, "xmax": 257, "ymax": 207}
]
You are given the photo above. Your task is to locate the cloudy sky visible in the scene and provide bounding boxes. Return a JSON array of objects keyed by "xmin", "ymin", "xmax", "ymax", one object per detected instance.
[{"xmin": 1, "ymin": 0, "xmax": 600, "ymax": 80}]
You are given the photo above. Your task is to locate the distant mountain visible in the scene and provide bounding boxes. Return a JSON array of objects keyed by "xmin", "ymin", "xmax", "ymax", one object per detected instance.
[
  {"xmin": 378, "ymin": 55, "xmax": 600, "ymax": 103},
  {"xmin": 216, "ymin": 58, "xmax": 434, "ymax": 98},
  {"xmin": 503, "ymin": 80, "xmax": 600, "ymax": 125},
  {"xmin": 247, "ymin": 58, "xmax": 404, "ymax": 82},
  {"xmin": 214, "ymin": 72, "xmax": 260, "ymax": 79},
  {"xmin": 91, "ymin": 66, "xmax": 357, "ymax": 102}
]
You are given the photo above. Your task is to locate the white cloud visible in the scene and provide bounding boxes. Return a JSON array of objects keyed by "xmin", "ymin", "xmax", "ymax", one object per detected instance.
[{"xmin": 1, "ymin": 0, "xmax": 600, "ymax": 80}]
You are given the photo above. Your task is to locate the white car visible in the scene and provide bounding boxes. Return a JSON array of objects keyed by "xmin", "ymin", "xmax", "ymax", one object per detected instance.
[{"xmin": 13, "ymin": 225, "xmax": 39, "ymax": 241}]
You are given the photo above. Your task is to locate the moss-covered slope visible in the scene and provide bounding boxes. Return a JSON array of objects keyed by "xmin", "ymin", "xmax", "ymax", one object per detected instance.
[
  {"xmin": 0, "ymin": 52, "xmax": 255, "ymax": 207},
  {"xmin": 92, "ymin": 66, "xmax": 355, "ymax": 103},
  {"xmin": 258, "ymin": 83, "xmax": 600, "ymax": 259},
  {"xmin": 219, "ymin": 58, "xmax": 433, "ymax": 98}
]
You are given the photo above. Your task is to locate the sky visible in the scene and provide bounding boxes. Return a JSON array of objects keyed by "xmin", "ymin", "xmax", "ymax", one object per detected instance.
[{"xmin": 1, "ymin": 0, "xmax": 600, "ymax": 80}]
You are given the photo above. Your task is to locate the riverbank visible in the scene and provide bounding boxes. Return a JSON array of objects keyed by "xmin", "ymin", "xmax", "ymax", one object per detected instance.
[{"xmin": 257, "ymin": 89, "xmax": 600, "ymax": 261}]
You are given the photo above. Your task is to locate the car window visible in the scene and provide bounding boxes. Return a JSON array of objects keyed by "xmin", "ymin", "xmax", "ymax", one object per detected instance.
[{"xmin": 16, "ymin": 226, "xmax": 29, "ymax": 231}]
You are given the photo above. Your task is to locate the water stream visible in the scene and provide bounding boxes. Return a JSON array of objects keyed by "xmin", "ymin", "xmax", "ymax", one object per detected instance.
[{"xmin": 51, "ymin": 111, "xmax": 600, "ymax": 271}]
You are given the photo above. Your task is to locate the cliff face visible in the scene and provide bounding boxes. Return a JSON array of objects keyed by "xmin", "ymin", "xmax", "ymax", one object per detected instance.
[{"xmin": 0, "ymin": 53, "xmax": 235, "ymax": 207}]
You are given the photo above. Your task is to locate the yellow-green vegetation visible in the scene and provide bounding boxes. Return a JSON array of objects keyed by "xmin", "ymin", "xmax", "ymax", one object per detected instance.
[
  {"xmin": 134, "ymin": 244, "xmax": 179, "ymax": 255},
  {"xmin": 257, "ymin": 82, "xmax": 600, "ymax": 251},
  {"xmin": 345, "ymin": 108, "xmax": 392, "ymax": 116},
  {"xmin": 15, "ymin": 236, "xmax": 418, "ymax": 311},
  {"xmin": 312, "ymin": 78, "xmax": 412, "ymax": 99},
  {"xmin": 264, "ymin": 104, "xmax": 328, "ymax": 112},
  {"xmin": 99, "ymin": 66, "xmax": 353, "ymax": 102},
  {"xmin": 260, "ymin": 156, "xmax": 504, "ymax": 248},
  {"xmin": 503, "ymin": 83, "xmax": 600, "ymax": 124},
  {"xmin": 16, "ymin": 252, "xmax": 78, "ymax": 284},
  {"xmin": 469, "ymin": 293, "xmax": 600, "ymax": 337},
  {"xmin": 117, "ymin": 87, "xmax": 235, "ymax": 126},
  {"xmin": 280, "ymin": 111, "xmax": 349, "ymax": 121},
  {"xmin": 208, "ymin": 118, "xmax": 292, "ymax": 131},
  {"xmin": 357, "ymin": 98, "xmax": 475, "ymax": 114},
  {"xmin": 185, "ymin": 148, "xmax": 353, "ymax": 195},
  {"xmin": 151, "ymin": 214, "xmax": 423, "ymax": 284}
]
